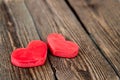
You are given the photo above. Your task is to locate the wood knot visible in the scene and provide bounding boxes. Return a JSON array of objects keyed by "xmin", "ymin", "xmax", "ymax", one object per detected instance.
[{"xmin": 79, "ymin": 69, "xmax": 92, "ymax": 80}]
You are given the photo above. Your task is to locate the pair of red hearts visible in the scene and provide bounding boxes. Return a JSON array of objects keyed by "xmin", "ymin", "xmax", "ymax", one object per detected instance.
[{"xmin": 11, "ymin": 33, "xmax": 79, "ymax": 67}]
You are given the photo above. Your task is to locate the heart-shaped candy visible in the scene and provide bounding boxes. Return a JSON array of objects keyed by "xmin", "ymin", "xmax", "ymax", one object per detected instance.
[
  {"xmin": 11, "ymin": 40, "xmax": 47, "ymax": 67},
  {"xmin": 47, "ymin": 33, "xmax": 79, "ymax": 58}
]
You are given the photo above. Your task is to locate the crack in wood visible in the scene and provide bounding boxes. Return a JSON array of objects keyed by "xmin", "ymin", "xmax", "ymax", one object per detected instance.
[
  {"xmin": 65, "ymin": 0, "xmax": 120, "ymax": 78},
  {"xmin": 1, "ymin": 2, "xmax": 21, "ymax": 48}
]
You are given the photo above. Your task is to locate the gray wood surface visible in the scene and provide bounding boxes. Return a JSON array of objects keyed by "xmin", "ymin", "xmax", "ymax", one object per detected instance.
[
  {"xmin": 0, "ymin": 0, "xmax": 119, "ymax": 80},
  {"xmin": 69, "ymin": 0, "xmax": 120, "ymax": 77},
  {"xmin": 0, "ymin": 1, "xmax": 54, "ymax": 80}
]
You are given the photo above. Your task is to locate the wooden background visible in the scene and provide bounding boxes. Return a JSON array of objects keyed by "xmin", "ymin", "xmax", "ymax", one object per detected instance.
[{"xmin": 0, "ymin": 0, "xmax": 120, "ymax": 80}]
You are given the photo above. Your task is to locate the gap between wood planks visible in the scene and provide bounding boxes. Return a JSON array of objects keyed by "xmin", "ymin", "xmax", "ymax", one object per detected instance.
[
  {"xmin": 1, "ymin": 1, "xmax": 59, "ymax": 80},
  {"xmin": 1, "ymin": 1, "xmax": 55, "ymax": 80},
  {"xmin": 65, "ymin": 0, "xmax": 120, "ymax": 78},
  {"xmin": 24, "ymin": 2, "xmax": 58, "ymax": 79}
]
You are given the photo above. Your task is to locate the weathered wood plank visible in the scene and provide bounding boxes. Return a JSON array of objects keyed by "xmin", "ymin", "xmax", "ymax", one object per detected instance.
[
  {"xmin": 1, "ymin": 1, "xmax": 55, "ymax": 80},
  {"xmin": 23, "ymin": 0, "xmax": 119, "ymax": 80},
  {"xmin": 69, "ymin": 0, "xmax": 120, "ymax": 76},
  {"xmin": 0, "ymin": 4, "xmax": 14, "ymax": 80}
]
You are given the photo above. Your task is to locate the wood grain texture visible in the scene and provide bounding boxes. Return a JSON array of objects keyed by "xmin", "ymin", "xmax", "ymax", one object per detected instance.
[
  {"xmin": 1, "ymin": 1, "xmax": 55, "ymax": 80},
  {"xmin": 69, "ymin": 0, "xmax": 120, "ymax": 76},
  {"xmin": 1, "ymin": 0, "xmax": 119, "ymax": 80},
  {"xmin": 0, "ymin": 4, "xmax": 13, "ymax": 80},
  {"xmin": 24, "ymin": 0, "xmax": 118, "ymax": 80}
]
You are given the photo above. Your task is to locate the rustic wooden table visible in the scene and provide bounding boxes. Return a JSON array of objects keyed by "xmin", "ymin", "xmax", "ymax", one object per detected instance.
[{"xmin": 0, "ymin": 0, "xmax": 120, "ymax": 80}]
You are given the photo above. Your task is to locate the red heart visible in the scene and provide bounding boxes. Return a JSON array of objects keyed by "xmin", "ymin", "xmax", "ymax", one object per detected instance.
[
  {"xmin": 11, "ymin": 40, "xmax": 47, "ymax": 67},
  {"xmin": 47, "ymin": 33, "xmax": 79, "ymax": 58}
]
